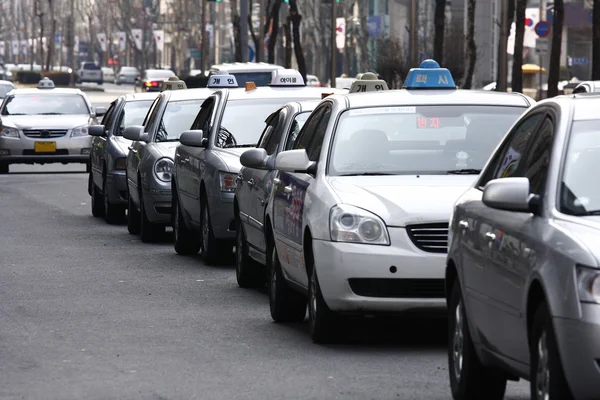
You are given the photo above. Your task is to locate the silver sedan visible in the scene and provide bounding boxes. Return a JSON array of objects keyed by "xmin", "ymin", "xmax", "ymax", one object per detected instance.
[{"xmin": 446, "ymin": 94, "xmax": 600, "ymax": 400}]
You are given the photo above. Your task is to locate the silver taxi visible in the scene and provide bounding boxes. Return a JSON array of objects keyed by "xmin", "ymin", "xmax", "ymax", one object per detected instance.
[
  {"xmin": 259, "ymin": 61, "xmax": 534, "ymax": 343},
  {"xmin": 0, "ymin": 78, "xmax": 105, "ymax": 174},
  {"xmin": 446, "ymin": 95, "xmax": 600, "ymax": 400},
  {"xmin": 172, "ymin": 69, "xmax": 345, "ymax": 265},
  {"xmin": 88, "ymin": 92, "xmax": 158, "ymax": 223}
]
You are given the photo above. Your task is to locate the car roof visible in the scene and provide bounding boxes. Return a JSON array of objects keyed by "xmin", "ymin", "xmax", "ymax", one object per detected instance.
[
  {"xmin": 568, "ymin": 94, "xmax": 600, "ymax": 121},
  {"xmin": 575, "ymin": 80, "xmax": 600, "ymax": 92},
  {"xmin": 0, "ymin": 80, "xmax": 14, "ymax": 86},
  {"xmin": 223, "ymin": 87, "xmax": 347, "ymax": 101},
  {"xmin": 145, "ymin": 69, "xmax": 174, "ymax": 74},
  {"xmin": 330, "ymin": 89, "xmax": 533, "ymax": 109},
  {"xmin": 9, "ymin": 88, "xmax": 85, "ymax": 95},
  {"xmin": 167, "ymin": 87, "xmax": 216, "ymax": 101},
  {"xmin": 124, "ymin": 92, "xmax": 160, "ymax": 102},
  {"xmin": 210, "ymin": 62, "xmax": 284, "ymax": 73}
]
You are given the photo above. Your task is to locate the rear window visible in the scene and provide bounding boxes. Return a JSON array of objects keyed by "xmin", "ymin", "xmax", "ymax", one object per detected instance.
[
  {"xmin": 83, "ymin": 63, "xmax": 100, "ymax": 70},
  {"xmin": 230, "ymin": 72, "xmax": 273, "ymax": 87}
]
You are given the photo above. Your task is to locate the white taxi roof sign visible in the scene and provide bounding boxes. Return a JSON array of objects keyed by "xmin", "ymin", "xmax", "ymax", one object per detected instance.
[
  {"xmin": 349, "ymin": 72, "xmax": 388, "ymax": 93},
  {"xmin": 37, "ymin": 77, "xmax": 55, "ymax": 89},
  {"xmin": 207, "ymin": 71, "xmax": 238, "ymax": 88},
  {"xmin": 160, "ymin": 76, "xmax": 187, "ymax": 92},
  {"xmin": 269, "ymin": 69, "xmax": 305, "ymax": 87}
]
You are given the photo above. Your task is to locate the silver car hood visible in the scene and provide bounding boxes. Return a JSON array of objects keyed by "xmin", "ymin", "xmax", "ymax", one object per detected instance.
[
  {"xmin": 3, "ymin": 114, "xmax": 91, "ymax": 129},
  {"xmin": 212, "ymin": 147, "xmax": 247, "ymax": 173},
  {"xmin": 326, "ymin": 175, "xmax": 476, "ymax": 226},
  {"xmin": 555, "ymin": 217, "xmax": 600, "ymax": 267}
]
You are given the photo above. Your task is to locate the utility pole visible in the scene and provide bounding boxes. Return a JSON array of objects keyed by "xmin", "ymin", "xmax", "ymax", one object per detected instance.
[
  {"xmin": 496, "ymin": 0, "xmax": 509, "ymax": 91},
  {"xmin": 241, "ymin": 0, "xmax": 249, "ymax": 62},
  {"xmin": 67, "ymin": 0, "xmax": 76, "ymax": 87},
  {"xmin": 330, "ymin": 0, "xmax": 337, "ymax": 88},
  {"xmin": 258, "ymin": 0, "xmax": 265, "ymax": 62},
  {"xmin": 410, "ymin": 0, "xmax": 417, "ymax": 66}
]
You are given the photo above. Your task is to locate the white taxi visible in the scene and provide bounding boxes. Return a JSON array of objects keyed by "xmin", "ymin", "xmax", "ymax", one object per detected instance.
[{"xmin": 265, "ymin": 60, "xmax": 535, "ymax": 343}]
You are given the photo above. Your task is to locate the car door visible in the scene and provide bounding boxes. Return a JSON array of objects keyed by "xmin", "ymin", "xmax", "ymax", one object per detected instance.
[
  {"xmin": 462, "ymin": 110, "xmax": 546, "ymax": 359},
  {"xmin": 274, "ymin": 105, "xmax": 332, "ymax": 287},
  {"xmin": 91, "ymin": 101, "xmax": 117, "ymax": 184}
]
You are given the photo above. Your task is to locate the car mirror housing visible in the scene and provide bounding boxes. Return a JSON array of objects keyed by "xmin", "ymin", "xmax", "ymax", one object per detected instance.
[
  {"xmin": 275, "ymin": 149, "xmax": 316, "ymax": 174},
  {"xmin": 123, "ymin": 125, "xmax": 145, "ymax": 141},
  {"xmin": 482, "ymin": 177, "xmax": 533, "ymax": 213},
  {"xmin": 240, "ymin": 148, "xmax": 268, "ymax": 170},
  {"xmin": 94, "ymin": 106, "xmax": 107, "ymax": 117},
  {"xmin": 179, "ymin": 130, "xmax": 207, "ymax": 147},
  {"xmin": 88, "ymin": 125, "xmax": 106, "ymax": 137}
]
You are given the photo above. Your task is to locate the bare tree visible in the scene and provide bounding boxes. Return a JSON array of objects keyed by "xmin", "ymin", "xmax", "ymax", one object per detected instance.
[
  {"xmin": 547, "ymin": 0, "xmax": 564, "ymax": 98},
  {"xmin": 46, "ymin": 0, "xmax": 56, "ymax": 70},
  {"xmin": 230, "ymin": 0, "xmax": 242, "ymax": 61},
  {"xmin": 433, "ymin": 0, "xmax": 446, "ymax": 64},
  {"xmin": 511, "ymin": 0, "xmax": 527, "ymax": 93},
  {"xmin": 266, "ymin": 0, "xmax": 283, "ymax": 64},
  {"xmin": 374, "ymin": 37, "xmax": 410, "ymax": 89},
  {"xmin": 288, "ymin": 0, "xmax": 307, "ymax": 81},
  {"xmin": 356, "ymin": 0, "xmax": 368, "ymax": 72},
  {"xmin": 593, "ymin": 0, "xmax": 600, "ymax": 79},
  {"xmin": 462, "ymin": 0, "xmax": 476, "ymax": 89},
  {"xmin": 443, "ymin": 27, "xmax": 466, "ymax": 85},
  {"xmin": 495, "ymin": 0, "xmax": 515, "ymax": 91}
]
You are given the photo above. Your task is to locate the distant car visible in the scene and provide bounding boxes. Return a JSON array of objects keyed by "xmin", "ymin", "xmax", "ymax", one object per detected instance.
[
  {"xmin": 101, "ymin": 67, "xmax": 115, "ymax": 83},
  {"xmin": 1, "ymin": 64, "xmax": 16, "ymax": 81},
  {"xmin": 188, "ymin": 69, "xmax": 203, "ymax": 77},
  {"xmin": 306, "ymin": 74, "xmax": 321, "ymax": 87},
  {"xmin": 115, "ymin": 66, "xmax": 140, "ymax": 85},
  {"xmin": 0, "ymin": 80, "xmax": 15, "ymax": 100},
  {"xmin": 135, "ymin": 69, "xmax": 175, "ymax": 92},
  {"xmin": 572, "ymin": 80, "xmax": 600, "ymax": 94},
  {"xmin": 208, "ymin": 62, "xmax": 284, "ymax": 87},
  {"xmin": 77, "ymin": 62, "xmax": 103, "ymax": 85}
]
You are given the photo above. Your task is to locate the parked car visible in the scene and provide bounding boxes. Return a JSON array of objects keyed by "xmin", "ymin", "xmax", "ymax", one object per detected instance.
[
  {"xmin": 306, "ymin": 74, "xmax": 321, "ymax": 87},
  {"xmin": 572, "ymin": 80, "xmax": 600, "ymax": 94},
  {"xmin": 101, "ymin": 67, "xmax": 115, "ymax": 83},
  {"xmin": 115, "ymin": 66, "xmax": 140, "ymax": 85},
  {"xmin": 134, "ymin": 69, "xmax": 175, "ymax": 92},
  {"xmin": 77, "ymin": 62, "xmax": 103, "ymax": 85},
  {"xmin": 0, "ymin": 80, "xmax": 15, "ymax": 100},
  {"xmin": 208, "ymin": 62, "xmax": 284, "ymax": 87}
]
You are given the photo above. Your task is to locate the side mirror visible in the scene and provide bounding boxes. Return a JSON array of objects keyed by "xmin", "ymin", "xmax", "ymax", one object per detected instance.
[
  {"xmin": 179, "ymin": 130, "xmax": 207, "ymax": 147},
  {"xmin": 88, "ymin": 125, "xmax": 106, "ymax": 137},
  {"xmin": 275, "ymin": 149, "xmax": 317, "ymax": 174},
  {"xmin": 94, "ymin": 106, "xmax": 107, "ymax": 117},
  {"xmin": 482, "ymin": 177, "xmax": 534, "ymax": 213},
  {"xmin": 123, "ymin": 125, "xmax": 145, "ymax": 141},
  {"xmin": 240, "ymin": 148, "xmax": 268, "ymax": 169}
]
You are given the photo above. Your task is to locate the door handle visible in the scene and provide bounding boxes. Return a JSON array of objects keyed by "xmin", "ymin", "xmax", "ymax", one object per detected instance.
[
  {"xmin": 235, "ymin": 174, "xmax": 243, "ymax": 183},
  {"xmin": 181, "ymin": 157, "xmax": 189, "ymax": 164},
  {"xmin": 247, "ymin": 179, "xmax": 255, "ymax": 187},
  {"xmin": 284, "ymin": 185, "xmax": 292, "ymax": 194},
  {"xmin": 485, "ymin": 232, "xmax": 496, "ymax": 241},
  {"xmin": 258, "ymin": 197, "xmax": 265, "ymax": 206},
  {"xmin": 458, "ymin": 220, "xmax": 469, "ymax": 229},
  {"xmin": 273, "ymin": 178, "xmax": 281, "ymax": 185}
]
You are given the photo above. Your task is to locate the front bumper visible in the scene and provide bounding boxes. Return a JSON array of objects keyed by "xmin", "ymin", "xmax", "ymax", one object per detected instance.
[
  {"xmin": 141, "ymin": 187, "xmax": 172, "ymax": 225},
  {"xmin": 554, "ymin": 303, "xmax": 600, "ymax": 400},
  {"xmin": 0, "ymin": 135, "xmax": 92, "ymax": 164},
  {"xmin": 207, "ymin": 192, "xmax": 236, "ymax": 240},
  {"xmin": 106, "ymin": 170, "xmax": 128, "ymax": 204},
  {"xmin": 313, "ymin": 227, "xmax": 446, "ymax": 314}
]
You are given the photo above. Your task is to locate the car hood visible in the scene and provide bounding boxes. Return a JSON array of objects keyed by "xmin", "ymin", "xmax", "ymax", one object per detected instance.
[
  {"xmin": 555, "ymin": 217, "xmax": 600, "ymax": 267},
  {"xmin": 2, "ymin": 114, "xmax": 91, "ymax": 130},
  {"xmin": 153, "ymin": 142, "xmax": 179, "ymax": 159},
  {"xmin": 326, "ymin": 175, "xmax": 477, "ymax": 226},
  {"xmin": 212, "ymin": 147, "xmax": 248, "ymax": 173}
]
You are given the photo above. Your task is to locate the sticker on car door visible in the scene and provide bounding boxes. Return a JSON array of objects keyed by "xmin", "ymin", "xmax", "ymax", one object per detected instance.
[{"xmin": 273, "ymin": 172, "xmax": 308, "ymax": 245}]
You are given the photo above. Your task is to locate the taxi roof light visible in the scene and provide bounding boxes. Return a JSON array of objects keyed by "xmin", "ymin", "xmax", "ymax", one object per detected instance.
[
  {"xmin": 348, "ymin": 72, "xmax": 389, "ymax": 93},
  {"xmin": 245, "ymin": 82, "xmax": 257, "ymax": 91},
  {"xmin": 403, "ymin": 59, "xmax": 457, "ymax": 90},
  {"xmin": 269, "ymin": 69, "xmax": 306, "ymax": 87},
  {"xmin": 37, "ymin": 77, "xmax": 55, "ymax": 89},
  {"xmin": 160, "ymin": 76, "xmax": 187, "ymax": 92},
  {"xmin": 207, "ymin": 70, "xmax": 239, "ymax": 88}
]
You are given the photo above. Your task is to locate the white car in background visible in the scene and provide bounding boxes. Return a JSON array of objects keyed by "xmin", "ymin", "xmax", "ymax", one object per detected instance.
[
  {"xmin": 77, "ymin": 62, "xmax": 103, "ymax": 85},
  {"xmin": 306, "ymin": 74, "xmax": 321, "ymax": 87},
  {"xmin": 101, "ymin": 67, "xmax": 115, "ymax": 83},
  {"xmin": 115, "ymin": 66, "xmax": 140, "ymax": 85}
]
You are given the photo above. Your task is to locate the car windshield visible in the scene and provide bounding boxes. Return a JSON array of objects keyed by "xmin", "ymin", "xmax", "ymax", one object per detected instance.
[
  {"xmin": 328, "ymin": 105, "xmax": 526, "ymax": 176},
  {"xmin": 147, "ymin": 70, "xmax": 174, "ymax": 80},
  {"xmin": 1, "ymin": 94, "xmax": 90, "ymax": 115},
  {"xmin": 218, "ymin": 98, "xmax": 300, "ymax": 147},
  {"xmin": 116, "ymin": 100, "xmax": 154, "ymax": 136},
  {"xmin": 230, "ymin": 72, "xmax": 274, "ymax": 87},
  {"xmin": 560, "ymin": 120, "xmax": 600, "ymax": 216},
  {"xmin": 155, "ymin": 99, "xmax": 203, "ymax": 142},
  {"xmin": 285, "ymin": 111, "xmax": 311, "ymax": 150},
  {"xmin": 0, "ymin": 85, "xmax": 13, "ymax": 98}
]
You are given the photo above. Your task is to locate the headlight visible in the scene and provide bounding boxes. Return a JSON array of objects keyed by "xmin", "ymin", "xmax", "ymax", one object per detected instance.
[
  {"xmin": 0, "ymin": 126, "xmax": 19, "ymax": 137},
  {"xmin": 219, "ymin": 171, "xmax": 236, "ymax": 193},
  {"xmin": 329, "ymin": 204, "xmax": 390, "ymax": 245},
  {"xmin": 576, "ymin": 265, "xmax": 600, "ymax": 304},
  {"xmin": 71, "ymin": 125, "xmax": 89, "ymax": 137},
  {"xmin": 153, "ymin": 157, "xmax": 173, "ymax": 182},
  {"xmin": 114, "ymin": 157, "xmax": 127, "ymax": 170}
]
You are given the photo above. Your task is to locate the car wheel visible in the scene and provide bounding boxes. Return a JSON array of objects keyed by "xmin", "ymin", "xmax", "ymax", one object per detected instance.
[
  {"xmin": 0, "ymin": 163, "xmax": 9, "ymax": 174},
  {"xmin": 530, "ymin": 303, "xmax": 574, "ymax": 400},
  {"xmin": 235, "ymin": 220, "xmax": 265, "ymax": 288},
  {"xmin": 448, "ymin": 280, "xmax": 507, "ymax": 400},
  {"xmin": 90, "ymin": 175, "xmax": 105, "ymax": 218},
  {"xmin": 103, "ymin": 179, "xmax": 125, "ymax": 224},
  {"xmin": 173, "ymin": 193, "xmax": 200, "ymax": 255},
  {"xmin": 308, "ymin": 265, "xmax": 338, "ymax": 344},
  {"xmin": 86, "ymin": 162, "xmax": 91, "ymax": 173},
  {"xmin": 127, "ymin": 192, "xmax": 141, "ymax": 235},
  {"xmin": 139, "ymin": 190, "xmax": 164, "ymax": 243},
  {"xmin": 269, "ymin": 242, "xmax": 307, "ymax": 323},
  {"xmin": 200, "ymin": 194, "xmax": 231, "ymax": 265}
]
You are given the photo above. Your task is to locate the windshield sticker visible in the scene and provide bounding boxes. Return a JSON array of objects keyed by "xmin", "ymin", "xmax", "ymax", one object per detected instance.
[
  {"xmin": 348, "ymin": 107, "xmax": 416, "ymax": 116},
  {"xmin": 417, "ymin": 117, "xmax": 441, "ymax": 129},
  {"xmin": 456, "ymin": 151, "xmax": 469, "ymax": 160}
]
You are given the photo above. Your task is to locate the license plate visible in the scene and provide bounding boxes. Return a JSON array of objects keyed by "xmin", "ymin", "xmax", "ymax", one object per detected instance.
[{"xmin": 34, "ymin": 141, "xmax": 56, "ymax": 153}]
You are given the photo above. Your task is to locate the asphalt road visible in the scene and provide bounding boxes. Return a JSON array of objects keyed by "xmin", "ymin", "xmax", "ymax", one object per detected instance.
[{"xmin": 0, "ymin": 87, "xmax": 532, "ymax": 400}]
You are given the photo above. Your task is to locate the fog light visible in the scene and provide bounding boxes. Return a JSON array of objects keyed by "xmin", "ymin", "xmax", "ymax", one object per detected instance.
[
  {"xmin": 0, "ymin": 149, "xmax": 10, "ymax": 156},
  {"xmin": 81, "ymin": 148, "xmax": 91, "ymax": 154}
]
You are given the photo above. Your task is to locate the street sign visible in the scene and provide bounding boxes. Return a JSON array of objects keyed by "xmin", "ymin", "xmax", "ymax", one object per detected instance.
[
  {"xmin": 535, "ymin": 37, "xmax": 549, "ymax": 55},
  {"xmin": 534, "ymin": 20, "xmax": 551, "ymax": 38}
]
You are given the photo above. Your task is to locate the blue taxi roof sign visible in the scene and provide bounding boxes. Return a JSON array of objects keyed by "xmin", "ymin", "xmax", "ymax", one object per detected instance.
[
  {"xmin": 160, "ymin": 76, "xmax": 187, "ymax": 92},
  {"xmin": 348, "ymin": 72, "xmax": 388, "ymax": 93},
  {"xmin": 403, "ymin": 59, "xmax": 456, "ymax": 90},
  {"xmin": 37, "ymin": 77, "xmax": 55, "ymax": 89},
  {"xmin": 269, "ymin": 69, "xmax": 305, "ymax": 87},
  {"xmin": 207, "ymin": 71, "xmax": 238, "ymax": 88}
]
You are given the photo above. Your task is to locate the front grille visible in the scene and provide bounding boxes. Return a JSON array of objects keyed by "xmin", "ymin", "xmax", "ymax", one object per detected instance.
[
  {"xmin": 23, "ymin": 149, "xmax": 69, "ymax": 156},
  {"xmin": 406, "ymin": 223, "xmax": 449, "ymax": 253},
  {"xmin": 23, "ymin": 129, "xmax": 68, "ymax": 138},
  {"xmin": 349, "ymin": 278, "xmax": 445, "ymax": 298}
]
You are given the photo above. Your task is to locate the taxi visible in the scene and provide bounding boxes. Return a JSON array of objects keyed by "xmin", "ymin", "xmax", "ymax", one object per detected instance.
[
  {"xmin": 0, "ymin": 77, "xmax": 105, "ymax": 174},
  {"xmin": 208, "ymin": 62, "xmax": 284, "ymax": 87},
  {"xmin": 260, "ymin": 60, "xmax": 535, "ymax": 343},
  {"xmin": 171, "ymin": 69, "xmax": 346, "ymax": 265},
  {"xmin": 123, "ymin": 75, "xmax": 234, "ymax": 242}
]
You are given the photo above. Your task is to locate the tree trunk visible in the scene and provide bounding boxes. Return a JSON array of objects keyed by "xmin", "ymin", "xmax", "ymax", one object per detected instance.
[
  {"xmin": 433, "ymin": 0, "xmax": 446, "ymax": 64},
  {"xmin": 230, "ymin": 0, "xmax": 242, "ymax": 62},
  {"xmin": 462, "ymin": 0, "xmax": 477, "ymax": 88},
  {"xmin": 267, "ymin": 1, "xmax": 282, "ymax": 64},
  {"xmin": 36, "ymin": 0, "xmax": 45, "ymax": 70},
  {"xmin": 496, "ymin": 0, "xmax": 515, "ymax": 91},
  {"xmin": 511, "ymin": 0, "xmax": 526, "ymax": 92},
  {"xmin": 547, "ymin": 0, "xmax": 564, "ymax": 98},
  {"xmin": 357, "ymin": 0, "xmax": 369, "ymax": 72},
  {"xmin": 593, "ymin": 0, "xmax": 600, "ymax": 80},
  {"xmin": 288, "ymin": 0, "xmax": 307, "ymax": 82},
  {"xmin": 283, "ymin": 21, "xmax": 292, "ymax": 68}
]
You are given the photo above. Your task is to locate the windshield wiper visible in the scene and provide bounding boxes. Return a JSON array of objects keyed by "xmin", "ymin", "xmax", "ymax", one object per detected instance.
[
  {"xmin": 38, "ymin": 112, "xmax": 64, "ymax": 115},
  {"xmin": 573, "ymin": 210, "xmax": 600, "ymax": 216},
  {"xmin": 158, "ymin": 139, "xmax": 180, "ymax": 142},
  {"xmin": 447, "ymin": 169, "xmax": 482, "ymax": 175},
  {"xmin": 338, "ymin": 172, "xmax": 397, "ymax": 176},
  {"xmin": 231, "ymin": 143, "xmax": 256, "ymax": 148}
]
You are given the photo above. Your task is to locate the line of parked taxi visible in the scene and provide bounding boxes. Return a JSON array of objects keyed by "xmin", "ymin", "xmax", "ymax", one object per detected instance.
[{"xmin": 86, "ymin": 63, "xmax": 600, "ymax": 400}]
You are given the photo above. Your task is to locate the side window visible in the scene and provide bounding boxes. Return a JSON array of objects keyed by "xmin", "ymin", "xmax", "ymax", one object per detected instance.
[
  {"xmin": 191, "ymin": 98, "xmax": 215, "ymax": 137},
  {"xmin": 293, "ymin": 107, "xmax": 326, "ymax": 151},
  {"xmin": 478, "ymin": 112, "xmax": 544, "ymax": 187},
  {"xmin": 101, "ymin": 103, "xmax": 117, "ymax": 132},
  {"xmin": 305, "ymin": 107, "xmax": 332, "ymax": 162},
  {"xmin": 521, "ymin": 117, "xmax": 554, "ymax": 195},
  {"xmin": 258, "ymin": 111, "xmax": 283, "ymax": 155},
  {"xmin": 142, "ymin": 97, "xmax": 162, "ymax": 131}
]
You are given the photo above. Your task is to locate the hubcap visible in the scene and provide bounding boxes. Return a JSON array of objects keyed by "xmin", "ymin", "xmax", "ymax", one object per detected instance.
[
  {"xmin": 202, "ymin": 205, "xmax": 209, "ymax": 251},
  {"xmin": 452, "ymin": 300, "xmax": 464, "ymax": 381},
  {"xmin": 536, "ymin": 331, "xmax": 550, "ymax": 400}
]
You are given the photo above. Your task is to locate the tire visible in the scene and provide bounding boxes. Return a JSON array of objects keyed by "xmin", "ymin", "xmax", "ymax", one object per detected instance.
[
  {"xmin": 0, "ymin": 163, "xmax": 9, "ymax": 174},
  {"xmin": 268, "ymin": 243, "xmax": 307, "ymax": 323},
  {"xmin": 200, "ymin": 193, "xmax": 232, "ymax": 265},
  {"xmin": 103, "ymin": 178, "xmax": 125, "ymax": 224},
  {"xmin": 91, "ymin": 175, "xmax": 105, "ymax": 218},
  {"xmin": 173, "ymin": 193, "xmax": 200, "ymax": 255},
  {"xmin": 235, "ymin": 220, "xmax": 266, "ymax": 288},
  {"xmin": 139, "ymin": 191, "xmax": 164, "ymax": 243},
  {"xmin": 127, "ymin": 192, "xmax": 141, "ymax": 235},
  {"xmin": 448, "ymin": 281, "xmax": 507, "ymax": 400},
  {"xmin": 530, "ymin": 303, "xmax": 574, "ymax": 400},
  {"xmin": 308, "ymin": 265, "xmax": 339, "ymax": 344},
  {"xmin": 86, "ymin": 162, "xmax": 91, "ymax": 173}
]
